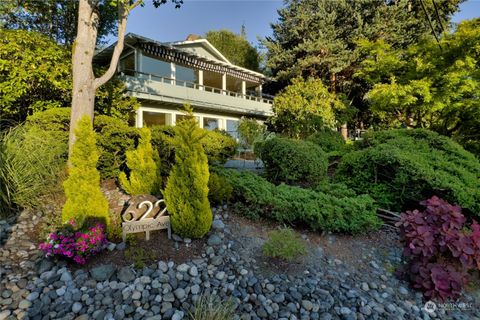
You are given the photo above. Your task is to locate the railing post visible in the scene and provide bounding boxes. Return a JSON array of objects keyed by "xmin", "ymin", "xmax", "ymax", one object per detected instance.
[{"xmin": 222, "ymin": 73, "xmax": 227, "ymax": 95}]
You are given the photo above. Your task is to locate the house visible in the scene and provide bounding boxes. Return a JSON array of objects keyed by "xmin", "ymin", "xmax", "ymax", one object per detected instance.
[{"xmin": 94, "ymin": 33, "xmax": 273, "ymax": 138}]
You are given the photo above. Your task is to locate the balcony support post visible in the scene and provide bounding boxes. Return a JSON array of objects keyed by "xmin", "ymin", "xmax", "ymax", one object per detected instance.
[
  {"xmin": 136, "ymin": 107, "xmax": 143, "ymax": 128},
  {"xmin": 222, "ymin": 73, "xmax": 227, "ymax": 95},
  {"xmin": 198, "ymin": 70, "xmax": 204, "ymax": 90},
  {"xmin": 242, "ymin": 80, "xmax": 246, "ymax": 98},
  {"xmin": 171, "ymin": 62, "xmax": 176, "ymax": 85}
]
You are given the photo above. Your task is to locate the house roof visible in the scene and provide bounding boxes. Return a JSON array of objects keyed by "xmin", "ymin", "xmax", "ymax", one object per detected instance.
[{"xmin": 94, "ymin": 33, "xmax": 266, "ymax": 82}]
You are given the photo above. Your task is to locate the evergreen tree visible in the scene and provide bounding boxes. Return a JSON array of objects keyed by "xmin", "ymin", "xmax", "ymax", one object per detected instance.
[
  {"xmin": 119, "ymin": 127, "xmax": 161, "ymax": 195},
  {"xmin": 62, "ymin": 115, "xmax": 109, "ymax": 227},
  {"xmin": 163, "ymin": 107, "xmax": 212, "ymax": 238}
]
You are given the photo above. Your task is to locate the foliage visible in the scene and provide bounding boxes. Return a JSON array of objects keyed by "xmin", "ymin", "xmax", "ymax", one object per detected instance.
[
  {"xmin": 262, "ymin": 228, "xmax": 307, "ymax": 261},
  {"xmin": 397, "ymin": 196, "xmax": 480, "ymax": 301},
  {"xmin": 206, "ymin": 29, "xmax": 261, "ymax": 71},
  {"xmin": 208, "ymin": 172, "xmax": 233, "ymax": 205},
  {"xmin": 62, "ymin": 116, "xmax": 109, "ymax": 228},
  {"xmin": 25, "ymin": 108, "xmax": 140, "ymax": 179},
  {"xmin": 268, "ymin": 78, "xmax": 345, "ymax": 139},
  {"xmin": 202, "ymin": 129, "xmax": 238, "ymax": 164},
  {"xmin": 119, "ymin": 127, "xmax": 161, "ymax": 195},
  {"xmin": 38, "ymin": 220, "xmax": 107, "ymax": 265},
  {"xmin": 2, "ymin": 0, "xmax": 118, "ymax": 45},
  {"xmin": 0, "ymin": 29, "xmax": 71, "ymax": 125},
  {"xmin": 0, "ymin": 124, "xmax": 66, "ymax": 217},
  {"xmin": 150, "ymin": 125, "xmax": 177, "ymax": 179},
  {"xmin": 189, "ymin": 294, "xmax": 236, "ymax": 320},
  {"xmin": 307, "ymin": 129, "xmax": 347, "ymax": 156},
  {"xmin": 163, "ymin": 108, "xmax": 212, "ymax": 238},
  {"xmin": 125, "ymin": 246, "xmax": 157, "ymax": 269},
  {"xmin": 336, "ymin": 129, "xmax": 480, "ymax": 213},
  {"xmin": 221, "ymin": 169, "xmax": 381, "ymax": 234},
  {"xmin": 255, "ymin": 137, "xmax": 328, "ymax": 186},
  {"xmin": 237, "ymin": 117, "xmax": 265, "ymax": 149},
  {"xmin": 0, "ymin": 30, "xmax": 138, "ymax": 127},
  {"xmin": 356, "ymin": 19, "xmax": 480, "ymax": 155},
  {"xmin": 263, "ymin": 0, "xmax": 463, "ymax": 127}
]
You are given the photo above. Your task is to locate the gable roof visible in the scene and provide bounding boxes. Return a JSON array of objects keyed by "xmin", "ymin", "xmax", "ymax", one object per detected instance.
[{"xmin": 170, "ymin": 38, "xmax": 231, "ymax": 64}]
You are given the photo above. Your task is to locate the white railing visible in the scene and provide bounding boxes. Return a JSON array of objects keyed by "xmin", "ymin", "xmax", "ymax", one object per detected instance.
[{"xmin": 119, "ymin": 69, "xmax": 273, "ymax": 105}]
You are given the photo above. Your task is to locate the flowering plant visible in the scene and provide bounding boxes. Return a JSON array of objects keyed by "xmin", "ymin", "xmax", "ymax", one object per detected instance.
[{"xmin": 39, "ymin": 219, "xmax": 107, "ymax": 264}]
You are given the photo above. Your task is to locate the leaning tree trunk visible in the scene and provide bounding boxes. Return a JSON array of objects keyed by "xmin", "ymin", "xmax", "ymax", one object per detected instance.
[
  {"xmin": 68, "ymin": 0, "xmax": 99, "ymax": 155},
  {"xmin": 68, "ymin": 0, "xmax": 130, "ymax": 158}
]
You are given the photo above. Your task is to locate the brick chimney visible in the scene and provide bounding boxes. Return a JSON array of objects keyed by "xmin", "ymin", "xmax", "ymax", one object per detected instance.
[{"xmin": 186, "ymin": 34, "xmax": 201, "ymax": 41}]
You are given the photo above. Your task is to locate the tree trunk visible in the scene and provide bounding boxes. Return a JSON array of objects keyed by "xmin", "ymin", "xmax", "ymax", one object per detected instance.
[
  {"xmin": 68, "ymin": 0, "xmax": 98, "ymax": 156},
  {"xmin": 68, "ymin": 0, "xmax": 131, "ymax": 158}
]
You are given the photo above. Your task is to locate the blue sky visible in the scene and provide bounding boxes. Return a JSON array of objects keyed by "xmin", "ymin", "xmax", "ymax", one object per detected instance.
[{"xmin": 117, "ymin": 0, "xmax": 480, "ymax": 46}]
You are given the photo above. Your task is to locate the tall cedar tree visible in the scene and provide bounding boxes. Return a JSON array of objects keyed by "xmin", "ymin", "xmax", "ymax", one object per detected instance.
[
  {"xmin": 62, "ymin": 115, "xmax": 109, "ymax": 227},
  {"xmin": 264, "ymin": 0, "xmax": 463, "ymax": 126},
  {"xmin": 163, "ymin": 107, "xmax": 212, "ymax": 238},
  {"xmin": 119, "ymin": 127, "xmax": 161, "ymax": 195}
]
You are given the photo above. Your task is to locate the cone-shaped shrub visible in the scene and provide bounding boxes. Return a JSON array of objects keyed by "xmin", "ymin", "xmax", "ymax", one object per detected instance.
[
  {"xmin": 119, "ymin": 127, "xmax": 161, "ymax": 195},
  {"xmin": 163, "ymin": 106, "xmax": 212, "ymax": 238},
  {"xmin": 62, "ymin": 116, "xmax": 109, "ymax": 227}
]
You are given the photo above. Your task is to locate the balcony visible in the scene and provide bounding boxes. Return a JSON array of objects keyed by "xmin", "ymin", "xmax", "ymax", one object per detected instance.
[{"xmin": 119, "ymin": 70, "xmax": 274, "ymax": 117}]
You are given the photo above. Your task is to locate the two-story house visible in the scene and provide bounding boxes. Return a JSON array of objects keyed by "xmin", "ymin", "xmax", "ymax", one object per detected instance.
[{"xmin": 94, "ymin": 33, "xmax": 273, "ymax": 138}]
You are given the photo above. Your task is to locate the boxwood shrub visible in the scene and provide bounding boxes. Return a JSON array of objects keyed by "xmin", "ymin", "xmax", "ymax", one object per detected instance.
[
  {"xmin": 255, "ymin": 137, "xmax": 328, "ymax": 186},
  {"xmin": 220, "ymin": 169, "xmax": 381, "ymax": 234},
  {"xmin": 307, "ymin": 129, "xmax": 347, "ymax": 156},
  {"xmin": 336, "ymin": 129, "xmax": 480, "ymax": 214}
]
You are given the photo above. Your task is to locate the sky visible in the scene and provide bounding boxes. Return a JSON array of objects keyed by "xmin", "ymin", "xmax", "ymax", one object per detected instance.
[{"xmin": 114, "ymin": 0, "xmax": 480, "ymax": 47}]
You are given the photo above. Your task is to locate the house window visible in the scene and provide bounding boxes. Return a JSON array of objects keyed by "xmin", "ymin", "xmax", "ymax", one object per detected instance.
[
  {"xmin": 176, "ymin": 65, "xmax": 196, "ymax": 87},
  {"xmin": 203, "ymin": 117, "xmax": 219, "ymax": 130},
  {"xmin": 143, "ymin": 111, "xmax": 171, "ymax": 127},
  {"xmin": 119, "ymin": 53, "xmax": 135, "ymax": 76},
  {"xmin": 176, "ymin": 114, "xmax": 200, "ymax": 124},
  {"xmin": 142, "ymin": 55, "xmax": 171, "ymax": 80},
  {"xmin": 226, "ymin": 119, "xmax": 239, "ymax": 139}
]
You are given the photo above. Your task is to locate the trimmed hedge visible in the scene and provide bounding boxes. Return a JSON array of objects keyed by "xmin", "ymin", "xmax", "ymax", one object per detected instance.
[
  {"xmin": 255, "ymin": 137, "xmax": 328, "ymax": 186},
  {"xmin": 336, "ymin": 129, "xmax": 480, "ymax": 213},
  {"xmin": 307, "ymin": 129, "xmax": 348, "ymax": 156},
  {"xmin": 220, "ymin": 169, "xmax": 381, "ymax": 234}
]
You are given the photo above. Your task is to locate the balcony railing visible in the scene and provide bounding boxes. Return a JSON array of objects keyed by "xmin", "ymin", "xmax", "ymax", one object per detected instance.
[{"xmin": 119, "ymin": 69, "xmax": 273, "ymax": 105}]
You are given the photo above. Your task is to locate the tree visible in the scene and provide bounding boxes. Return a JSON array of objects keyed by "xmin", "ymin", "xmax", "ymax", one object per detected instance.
[
  {"xmin": 263, "ymin": 0, "xmax": 463, "ymax": 131},
  {"xmin": 62, "ymin": 115, "xmax": 109, "ymax": 227},
  {"xmin": 356, "ymin": 18, "xmax": 480, "ymax": 156},
  {"xmin": 2, "ymin": 0, "xmax": 117, "ymax": 45},
  {"xmin": 68, "ymin": 0, "xmax": 182, "ymax": 159},
  {"xmin": 119, "ymin": 127, "xmax": 161, "ymax": 195},
  {"xmin": 163, "ymin": 107, "xmax": 212, "ymax": 238},
  {"xmin": 0, "ymin": 29, "xmax": 139, "ymax": 128},
  {"xmin": 206, "ymin": 29, "xmax": 261, "ymax": 71},
  {"xmin": 268, "ymin": 78, "xmax": 345, "ymax": 139}
]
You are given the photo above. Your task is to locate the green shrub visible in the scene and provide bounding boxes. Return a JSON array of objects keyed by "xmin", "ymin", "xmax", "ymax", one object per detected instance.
[
  {"xmin": 221, "ymin": 169, "xmax": 381, "ymax": 234},
  {"xmin": 0, "ymin": 124, "xmax": 67, "ymax": 217},
  {"xmin": 255, "ymin": 137, "xmax": 328, "ymax": 186},
  {"xmin": 150, "ymin": 125, "xmax": 176, "ymax": 178},
  {"xmin": 262, "ymin": 228, "xmax": 307, "ymax": 261},
  {"xmin": 189, "ymin": 295, "xmax": 236, "ymax": 320},
  {"xmin": 119, "ymin": 127, "xmax": 161, "ymax": 195},
  {"xmin": 237, "ymin": 117, "xmax": 265, "ymax": 149},
  {"xmin": 202, "ymin": 129, "xmax": 238, "ymax": 164},
  {"xmin": 94, "ymin": 115, "xmax": 139, "ymax": 179},
  {"xmin": 25, "ymin": 108, "xmax": 140, "ymax": 179},
  {"xmin": 62, "ymin": 116, "xmax": 109, "ymax": 227},
  {"xmin": 208, "ymin": 172, "xmax": 233, "ymax": 205},
  {"xmin": 307, "ymin": 129, "xmax": 347, "ymax": 156},
  {"xmin": 163, "ymin": 109, "xmax": 212, "ymax": 238},
  {"xmin": 336, "ymin": 129, "xmax": 480, "ymax": 213}
]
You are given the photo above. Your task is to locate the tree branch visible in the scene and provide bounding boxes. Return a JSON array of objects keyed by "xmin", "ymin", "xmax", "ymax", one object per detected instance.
[{"xmin": 94, "ymin": 1, "xmax": 141, "ymax": 89}]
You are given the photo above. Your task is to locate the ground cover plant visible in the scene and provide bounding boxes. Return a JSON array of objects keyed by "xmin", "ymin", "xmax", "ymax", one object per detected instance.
[
  {"xmin": 336, "ymin": 129, "xmax": 480, "ymax": 213},
  {"xmin": 397, "ymin": 196, "xmax": 480, "ymax": 301},
  {"xmin": 220, "ymin": 169, "xmax": 380, "ymax": 234},
  {"xmin": 255, "ymin": 137, "xmax": 328, "ymax": 186},
  {"xmin": 263, "ymin": 228, "xmax": 307, "ymax": 261},
  {"xmin": 189, "ymin": 294, "xmax": 236, "ymax": 320}
]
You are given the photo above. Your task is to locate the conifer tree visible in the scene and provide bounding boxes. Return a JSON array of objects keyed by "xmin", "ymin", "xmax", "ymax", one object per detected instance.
[
  {"xmin": 119, "ymin": 127, "xmax": 161, "ymax": 195},
  {"xmin": 163, "ymin": 106, "xmax": 212, "ymax": 238},
  {"xmin": 62, "ymin": 115, "xmax": 109, "ymax": 227}
]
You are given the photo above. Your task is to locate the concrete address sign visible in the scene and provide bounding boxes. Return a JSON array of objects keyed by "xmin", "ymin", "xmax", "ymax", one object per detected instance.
[{"xmin": 121, "ymin": 197, "xmax": 171, "ymax": 242}]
